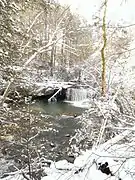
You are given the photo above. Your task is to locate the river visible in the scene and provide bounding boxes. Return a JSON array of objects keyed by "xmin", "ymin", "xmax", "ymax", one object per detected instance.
[
  {"xmin": 0, "ymin": 93, "xmax": 89, "ymax": 177},
  {"xmin": 29, "ymin": 100, "xmax": 86, "ymax": 161}
]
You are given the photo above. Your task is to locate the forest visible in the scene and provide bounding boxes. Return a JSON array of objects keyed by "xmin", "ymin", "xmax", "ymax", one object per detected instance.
[{"xmin": 0, "ymin": 0, "xmax": 135, "ymax": 180}]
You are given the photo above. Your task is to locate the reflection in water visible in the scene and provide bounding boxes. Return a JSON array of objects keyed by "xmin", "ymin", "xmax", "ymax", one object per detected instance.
[{"xmin": 31, "ymin": 100, "xmax": 86, "ymax": 116}]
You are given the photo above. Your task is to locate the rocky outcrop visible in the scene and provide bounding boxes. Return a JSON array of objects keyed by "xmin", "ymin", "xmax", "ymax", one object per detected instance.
[
  {"xmin": 31, "ymin": 82, "xmax": 75, "ymax": 102},
  {"xmin": 0, "ymin": 74, "xmax": 89, "ymax": 103}
]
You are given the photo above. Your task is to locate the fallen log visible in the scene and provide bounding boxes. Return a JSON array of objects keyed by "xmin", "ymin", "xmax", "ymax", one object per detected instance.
[{"xmin": 48, "ymin": 87, "xmax": 62, "ymax": 102}]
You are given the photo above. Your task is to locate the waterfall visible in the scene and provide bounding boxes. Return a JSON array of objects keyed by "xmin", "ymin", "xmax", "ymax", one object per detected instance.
[{"xmin": 66, "ymin": 88, "xmax": 88, "ymax": 101}]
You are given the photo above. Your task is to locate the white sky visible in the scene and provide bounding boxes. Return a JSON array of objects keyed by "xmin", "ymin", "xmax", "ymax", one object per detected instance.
[{"xmin": 58, "ymin": 0, "xmax": 135, "ymax": 24}]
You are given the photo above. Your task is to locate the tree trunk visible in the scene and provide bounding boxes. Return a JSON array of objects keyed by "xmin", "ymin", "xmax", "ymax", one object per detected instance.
[
  {"xmin": 50, "ymin": 43, "xmax": 55, "ymax": 76},
  {"xmin": 101, "ymin": 0, "xmax": 108, "ymax": 96}
]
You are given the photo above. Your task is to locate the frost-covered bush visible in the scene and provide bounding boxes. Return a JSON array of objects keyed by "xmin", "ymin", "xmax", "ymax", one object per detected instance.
[{"xmin": 69, "ymin": 90, "xmax": 135, "ymax": 152}]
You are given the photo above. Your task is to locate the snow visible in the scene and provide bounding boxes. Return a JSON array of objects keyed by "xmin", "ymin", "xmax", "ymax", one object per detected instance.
[
  {"xmin": 41, "ymin": 145, "xmax": 135, "ymax": 180},
  {"xmin": 1, "ymin": 63, "xmax": 135, "ymax": 180},
  {"xmin": 2, "ymin": 137, "xmax": 135, "ymax": 180},
  {"xmin": 35, "ymin": 81, "xmax": 75, "ymax": 92},
  {"xmin": 1, "ymin": 31, "xmax": 135, "ymax": 180},
  {"xmin": 65, "ymin": 99, "xmax": 90, "ymax": 108}
]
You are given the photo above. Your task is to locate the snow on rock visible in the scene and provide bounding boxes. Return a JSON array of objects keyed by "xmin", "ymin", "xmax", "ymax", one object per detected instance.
[
  {"xmin": 42, "ymin": 129, "xmax": 135, "ymax": 180},
  {"xmin": 33, "ymin": 81, "xmax": 75, "ymax": 97},
  {"xmin": 1, "ymin": 130, "xmax": 135, "ymax": 180},
  {"xmin": 43, "ymin": 134, "xmax": 135, "ymax": 180},
  {"xmin": 42, "ymin": 145, "xmax": 135, "ymax": 180},
  {"xmin": 1, "ymin": 142, "xmax": 135, "ymax": 180}
]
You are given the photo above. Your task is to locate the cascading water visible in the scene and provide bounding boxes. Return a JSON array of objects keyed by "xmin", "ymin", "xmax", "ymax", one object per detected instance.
[{"xmin": 66, "ymin": 88, "xmax": 88, "ymax": 101}]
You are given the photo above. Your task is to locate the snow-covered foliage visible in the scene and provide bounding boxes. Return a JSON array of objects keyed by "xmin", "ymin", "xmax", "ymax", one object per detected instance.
[
  {"xmin": 1, "ymin": 1, "xmax": 135, "ymax": 180},
  {"xmin": 1, "ymin": 132, "xmax": 135, "ymax": 180}
]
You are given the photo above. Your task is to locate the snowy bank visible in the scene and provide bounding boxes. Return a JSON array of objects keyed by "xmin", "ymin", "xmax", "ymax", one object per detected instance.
[{"xmin": 1, "ymin": 130, "xmax": 135, "ymax": 180}]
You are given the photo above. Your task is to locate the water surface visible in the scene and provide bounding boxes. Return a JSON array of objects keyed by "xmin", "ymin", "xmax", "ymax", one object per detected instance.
[{"xmin": 28, "ymin": 100, "xmax": 87, "ymax": 161}]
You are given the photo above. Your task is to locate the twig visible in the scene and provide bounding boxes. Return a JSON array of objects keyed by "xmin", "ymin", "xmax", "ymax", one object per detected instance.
[{"xmin": 22, "ymin": 172, "xmax": 31, "ymax": 180}]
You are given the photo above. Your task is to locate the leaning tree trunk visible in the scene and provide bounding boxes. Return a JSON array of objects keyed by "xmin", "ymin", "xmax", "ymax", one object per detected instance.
[
  {"xmin": 101, "ymin": 0, "xmax": 108, "ymax": 96},
  {"xmin": 50, "ymin": 42, "xmax": 55, "ymax": 76}
]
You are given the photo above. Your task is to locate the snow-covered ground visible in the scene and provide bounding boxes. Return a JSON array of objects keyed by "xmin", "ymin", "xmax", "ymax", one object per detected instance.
[{"xmin": 2, "ymin": 130, "xmax": 135, "ymax": 180}]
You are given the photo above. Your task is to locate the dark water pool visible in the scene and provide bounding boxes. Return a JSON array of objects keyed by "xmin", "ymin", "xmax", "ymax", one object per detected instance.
[
  {"xmin": 31, "ymin": 100, "xmax": 86, "ymax": 116},
  {"xmin": 1, "ymin": 100, "xmax": 86, "ymax": 159},
  {"xmin": 29, "ymin": 100, "xmax": 86, "ymax": 160},
  {"xmin": 0, "ymin": 100, "xmax": 87, "ymax": 177}
]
